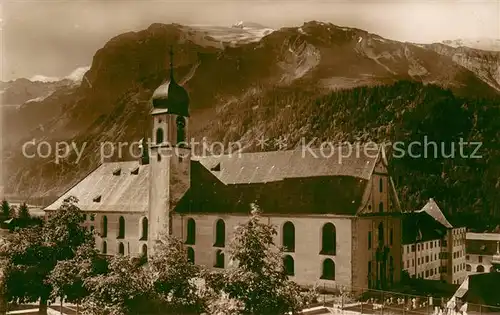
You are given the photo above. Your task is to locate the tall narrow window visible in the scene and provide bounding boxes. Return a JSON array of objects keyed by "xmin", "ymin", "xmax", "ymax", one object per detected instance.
[
  {"xmin": 214, "ymin": 219, "xmax": 225, "ymax": 247},
  {"xmin": 390, "ymin": 228, "xmax": 393, "ymax": 246},
  {"xmin": 321, "ymin": 259, "xmax": 335, "ymax": 280},
  {"xmin": 187, "ymin": 247, "xmax": 195, "ymax": 263},
  {"xmin": 321, "ymin": 223, "xmax": 336, "ymax": 255},
  {"xmin": 118, "ymin": 216, "xmax": 125, "ymax": 239},
  {"xmin": 186, "ymin": 218, "xmax": 196, "ymax": 245},
  {"xmin": 101, "ymin": 216, "xmax": 108, "ymax": 238},
  {"xmin": 368, "ymin": 231, "xmax": 372, "ymax": 250},
  {"xmin": 378, "ymin": 222, "xmax": 384, "ymax": 246},
  {"xmin": 176, "ymin": 116, "xmax": 186, "ymax": 145},
  {"xmin": 283, "ymin": 255, "xmax": 294, "ymax": 276},
  {"xmin": 118, "ymin": 242, "xmax": 125, "ymax": 255},
  {"xmin": 379, "ymin": 178, "xmax": 383, "ymax": 193},
  {"xmin": 282, "ymin": 221, "xmax": 295, "ymax": 252},
  {"xmin": 102, "ymin": 241, "xmax": 107, "ymax": 254},
  {"xmin": 214, "ymin": 249, "xmax": 224, "ymax": 268},
  {"xmin": 142, "ymin": 244, "xmax": 148, "ymax": 257},
  {"xmin": 156, "ymin": 128, "xmax": 164, "ymax": 144},
  {"xmin": 141, "ymin": 217, "xmax": 148, "ymax": 240},
  {"xmin": 379, "ymin": 202, "xmax": 384, "ymax": 213}
]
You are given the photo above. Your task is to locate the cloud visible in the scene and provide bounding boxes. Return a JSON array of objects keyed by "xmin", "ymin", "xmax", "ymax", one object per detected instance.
[
  {"xmin": 29, "ymin": 75, "xmax": 60, "ymax": 83},
  {"xmin": 65, "ymin": 66, "xmax": 90, "ymax": 82}
]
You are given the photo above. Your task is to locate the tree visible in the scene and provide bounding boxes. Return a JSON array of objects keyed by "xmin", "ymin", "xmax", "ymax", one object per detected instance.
[
  {"xmin": 82, "ymin": 255, "xmax": 154, "ymax": 315},
  {"xmin": 48, "ymin": 243, "xmax": 107, "ymax": 313},
  {"xmin": 17, "ymin": 203, "xmax": 30, "ymax": 220},
  {"xmin": 0, "ymin": 196, "xmax": 93, "ymax": 315},
  {"xmin": 1, "ymin": 200, "xmax": 9, "ymax": 218},
  {"xmin": 218, "ymin": 203, "xmax": 310, "ymax": 315},
  {"xmin": 149, "ymin": 234, "xmax": 206, "ymax": 314}
]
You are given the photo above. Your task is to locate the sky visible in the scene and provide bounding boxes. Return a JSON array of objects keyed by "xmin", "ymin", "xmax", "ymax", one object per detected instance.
[{"xmin": 1, "ymin": 0, "xmax": 499, "ymax": 81}]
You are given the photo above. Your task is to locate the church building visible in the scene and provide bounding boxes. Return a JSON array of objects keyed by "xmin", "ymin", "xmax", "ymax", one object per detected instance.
[{"xmin": 44, "ymin": 49, "xmax": 403, "ymax": 292}]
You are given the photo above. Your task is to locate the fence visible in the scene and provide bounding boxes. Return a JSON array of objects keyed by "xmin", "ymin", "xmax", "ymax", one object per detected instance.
[{"xmin": 306, "ymin": 284, "xmax": 500, "ymax": 315}]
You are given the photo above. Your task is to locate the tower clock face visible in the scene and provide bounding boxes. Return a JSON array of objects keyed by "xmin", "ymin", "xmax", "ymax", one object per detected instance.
[{"xmin": 176, "ymin": 116, "xmax": 186, "ymax": 128}]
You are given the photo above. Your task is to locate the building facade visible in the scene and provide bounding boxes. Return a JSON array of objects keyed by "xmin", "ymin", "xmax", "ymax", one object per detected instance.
[
  {"xmin": 466, "ymin": 232, "xmax": 500, "ymax": 274},
  {"xmin": 401, "ymin": 199, "xmax": 467, "ymax": 285}
]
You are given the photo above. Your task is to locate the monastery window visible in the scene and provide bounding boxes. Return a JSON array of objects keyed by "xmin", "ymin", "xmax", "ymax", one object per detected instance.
[
  {"xmin": 157, "ymin": 153, "xmax": 162, "ymax": 162},
  {"xmin": 142, "ymin": 244, "xmax": 148, "ymax": 257},
  {"xmin": 118, "ymin": 216, "xmax": 125, "ymax": 239},
  {"xmin": 321, "ymin": 258, "xmax": 335, "ymax": 280},
  {"xmin": 490, "ymin": 266, "xmax": 495, "ymax": 273},
  {"xmin": 379, "ymin": 202, "xmax": 384, "ymax": 213},
  {"xmin": 283, "ymin": 255, "xmax": 294, "ymax": 276},
  {"xmin": 90, "ymin": 214, "xmax": 95, "ymax": 221},
  {"xmin": 368, "ymin": 231, "xmax": 372, "ymax": 250},
  {"xmin": 214, "ymin": 249, "xmax": 224, "ymax": 268},
  {"xmin": 118, "ymin": 242, "xmax": 125, "ymax": 255},
  {"xmin": 186, "ymin": 218, "xmax": 196, "ymax": 245},
  {"xmin": 156, "ymin": 128, "xmax": 164, "ymax": 144},
  {"xmin": 477, "ymin": 265, "xmax": 484, "ymax": 273},
  {"xmin": 214, "ymin": 219, "xmax": 225, "ymax": 248},
  {"xmin": 176, "ymin": 116, "xmax": 186, "ymax": 144},
  {"xmin": 478, "ymin": 256, "xmax": 483, "ymax": 263},
  {"xmin": 282, "ymin": 221, "xmax": 295, "ymax": 252},
  {"xmin": 187, "ymin": 247, "xmax": 195, "ymax": 263},
  {"xmin": 379, "ymin": 178, "xmax": 383, "ymax": 193},
  {"xmin": 141, "ymin": 217, "xmax": 148, "ymax": 241},
  {"xmin": 102, "ymin": 241, "xmax": 107, "ymax": 254},
  {"xmin": 321, "ymin": 223, "xmax": 336, "ymax": 255},
  {"xmin": 378, "ymin": 222, "xmax": 384, "ymax": 247},
  {"xmin": 466, "ymin": 255, "xmax": 469, "ymax": 260},
  {"xmin": 411, "ymin": 245, "xmax": 415, "ymax": 252},
  {"xmin": 389, "ymin": 228, "xmax": 393, "ymax": 246},
  {"xmin": 101, "ymin": 216, "xmax": 108, "ymax": 237}
]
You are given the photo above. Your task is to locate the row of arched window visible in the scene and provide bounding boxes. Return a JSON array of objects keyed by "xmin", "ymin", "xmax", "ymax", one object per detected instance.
[
  {"xmin": 185, "ymin": 218, "xmax": 338, "ymax": 256},
  {"xmin": 99, "ymin": 216, "xmax": 148, "ymax": 240},
  {"xmin": 467, "ymin": 264, "xmax": 495, "ymax": 273},
  {"xmin": 101, "ymin": 241, "xmax": 147, "ymax": 256}
]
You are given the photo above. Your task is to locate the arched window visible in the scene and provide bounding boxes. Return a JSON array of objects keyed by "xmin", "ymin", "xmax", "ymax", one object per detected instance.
[
  {"xmin": 466, "ymin": 264, "xmax": 471, "ymax": 272},
  {"xmin": 477, "ymin": 265, "xmax": 484, "ymax": 273},
  {"xmin": 378, "ymin": 222, "xmax": 384, "ymax": 246},
  {"xmin": 186, "ymin": 218, "xmax": 195, "ymax": 245},
  {"xmin": 101, "ymin": 216, "xmax": 108, "ymax": 238},
  {"xmin": 283, "ymin": 255, "xmax": 294, "ymax": 276},
  {"xmin": 214, "ymin": 249, "xmax": 224, "ymax": 268},
  {"xmin": 141, "ymin": 217, "xmax": 148, "ymax": 240},
  {"xmin": 187, "ymin": 247, "xmax": 195, "ymax": 263},
  {"xmin": 102, "ymin": 241, "xmax": 107, "ymax": 254},
  {"xmin": 214, "ymin": 219, "xmax": 225, "ymax": 247},
  {"xmin": 118, "ymin": 216, "xmax": 125, "ymax": 239},
  {"xmin": 379, "ymin": 178, "xmax": 383, "ymax": 193},
  {"xmin": 156, "ymin": 128, "xmax": 164, "ymax": 144},
  {"xmin": 142, "ymin": 244, "xmax": 148, "ymax": 257},
  {"xmin": 321, "ymin": 223, "xmax": 336, "ymax": 255},
  {"xmin": 118, "ymin": 242, "xmax": 125, "ymax": 255},
  {"xmin": 321, "ymin": 258, "xmax": 335, "ymax": 280},
  {"xmin": 282, "ymin": 221, "xmax": 295, "ymax": 252},
  {"xmin": 379, "ymin": 202, "xmax": 384, "ymax": 213},
  {"xmin": 490, "ymin": 266, "xmax": 495, "ymax": 273},
  {"xmin": 176, "ymin": 116, "xmax": 186, "ymax": 144}
]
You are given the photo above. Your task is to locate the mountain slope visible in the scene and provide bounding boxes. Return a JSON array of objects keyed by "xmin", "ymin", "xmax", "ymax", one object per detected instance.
[{"xmin": 3, "ymin": 22, "xmax": 500, "ymax": 223}]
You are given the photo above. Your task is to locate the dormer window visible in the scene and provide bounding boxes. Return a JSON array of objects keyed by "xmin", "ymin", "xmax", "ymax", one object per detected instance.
[
  {"xmin": 131, "ymin": 167, "xmax": 139, "ymax": 175},
  {"xmin": 93, "ymin": 195, "xmax": 101, "ymax": 203},
  {"xmin": 113, "ymin": 168, "xmax": 121, "ymax": 176},
  {"xmin": 211, "ymin": 163, "xmax": 221, "ymax": 172}
]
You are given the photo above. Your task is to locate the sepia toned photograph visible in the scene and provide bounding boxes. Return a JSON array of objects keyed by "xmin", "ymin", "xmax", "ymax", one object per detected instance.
[{"xmin": 0, "ymin": 0, "xmax": 500, "ymax": 314}]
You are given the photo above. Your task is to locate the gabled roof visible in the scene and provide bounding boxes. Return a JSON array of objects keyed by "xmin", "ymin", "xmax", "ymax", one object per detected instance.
[
  {"xmin": 197, "ymin": 146, "xmax": 380, "ymax": 185},
  {"xmin": 176, "ymin": 145, "xmax": 386, "ymax": 216},
  {"xmin": 44, "ymin": 161, "xmax": 149, "ymax": 213},
  {"xmin": 416, "ymin": 198, "xmax": 453, "ymax": 229}
]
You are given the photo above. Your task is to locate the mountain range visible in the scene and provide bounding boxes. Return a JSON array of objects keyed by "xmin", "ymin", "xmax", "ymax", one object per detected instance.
[{"xmin": 2, "ymin": 21, "xmax": 500, "ymax": 228}]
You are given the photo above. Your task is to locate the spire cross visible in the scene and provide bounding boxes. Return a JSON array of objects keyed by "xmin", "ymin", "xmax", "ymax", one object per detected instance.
[{"xmin": 169, "ymin": 45, "xmax": 174, "ymax": 80}]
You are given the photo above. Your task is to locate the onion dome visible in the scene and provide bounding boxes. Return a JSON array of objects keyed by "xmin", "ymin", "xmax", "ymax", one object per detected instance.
[{"xmin": 151, "ymin": 47, "xmax": 190, "ymax": 117}]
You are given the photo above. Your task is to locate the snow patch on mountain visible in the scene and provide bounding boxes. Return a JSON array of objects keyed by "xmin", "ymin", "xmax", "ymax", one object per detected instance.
[
  {"xmin": 441, "ymin": 38, "xmax": 500, "ymax": 51},
  {"xmin": 65, "ymin": 66, "xmax": 90, "ymax": 82},
  {"xmin": 29, "ymin": 75, "xmax": 60, "ymax": 83}
]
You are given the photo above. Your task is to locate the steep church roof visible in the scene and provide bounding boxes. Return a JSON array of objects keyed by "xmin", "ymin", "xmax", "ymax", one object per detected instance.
[
  {"xmin": 417, "ymin": 198, "xmax": 453, "ymax": 229},
  {"xmin": 175, "ymin": 145, "xmax": 396, "ymax": 216},
  {"xmin": 44, "ymin": 161, "xmax": 149, "ymax": 213}
]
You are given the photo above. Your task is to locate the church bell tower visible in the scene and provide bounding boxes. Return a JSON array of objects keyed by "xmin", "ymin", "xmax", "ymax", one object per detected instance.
[{"xmin": 148, "ymin": 46, "xmax": 191, "ymax": 252}]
